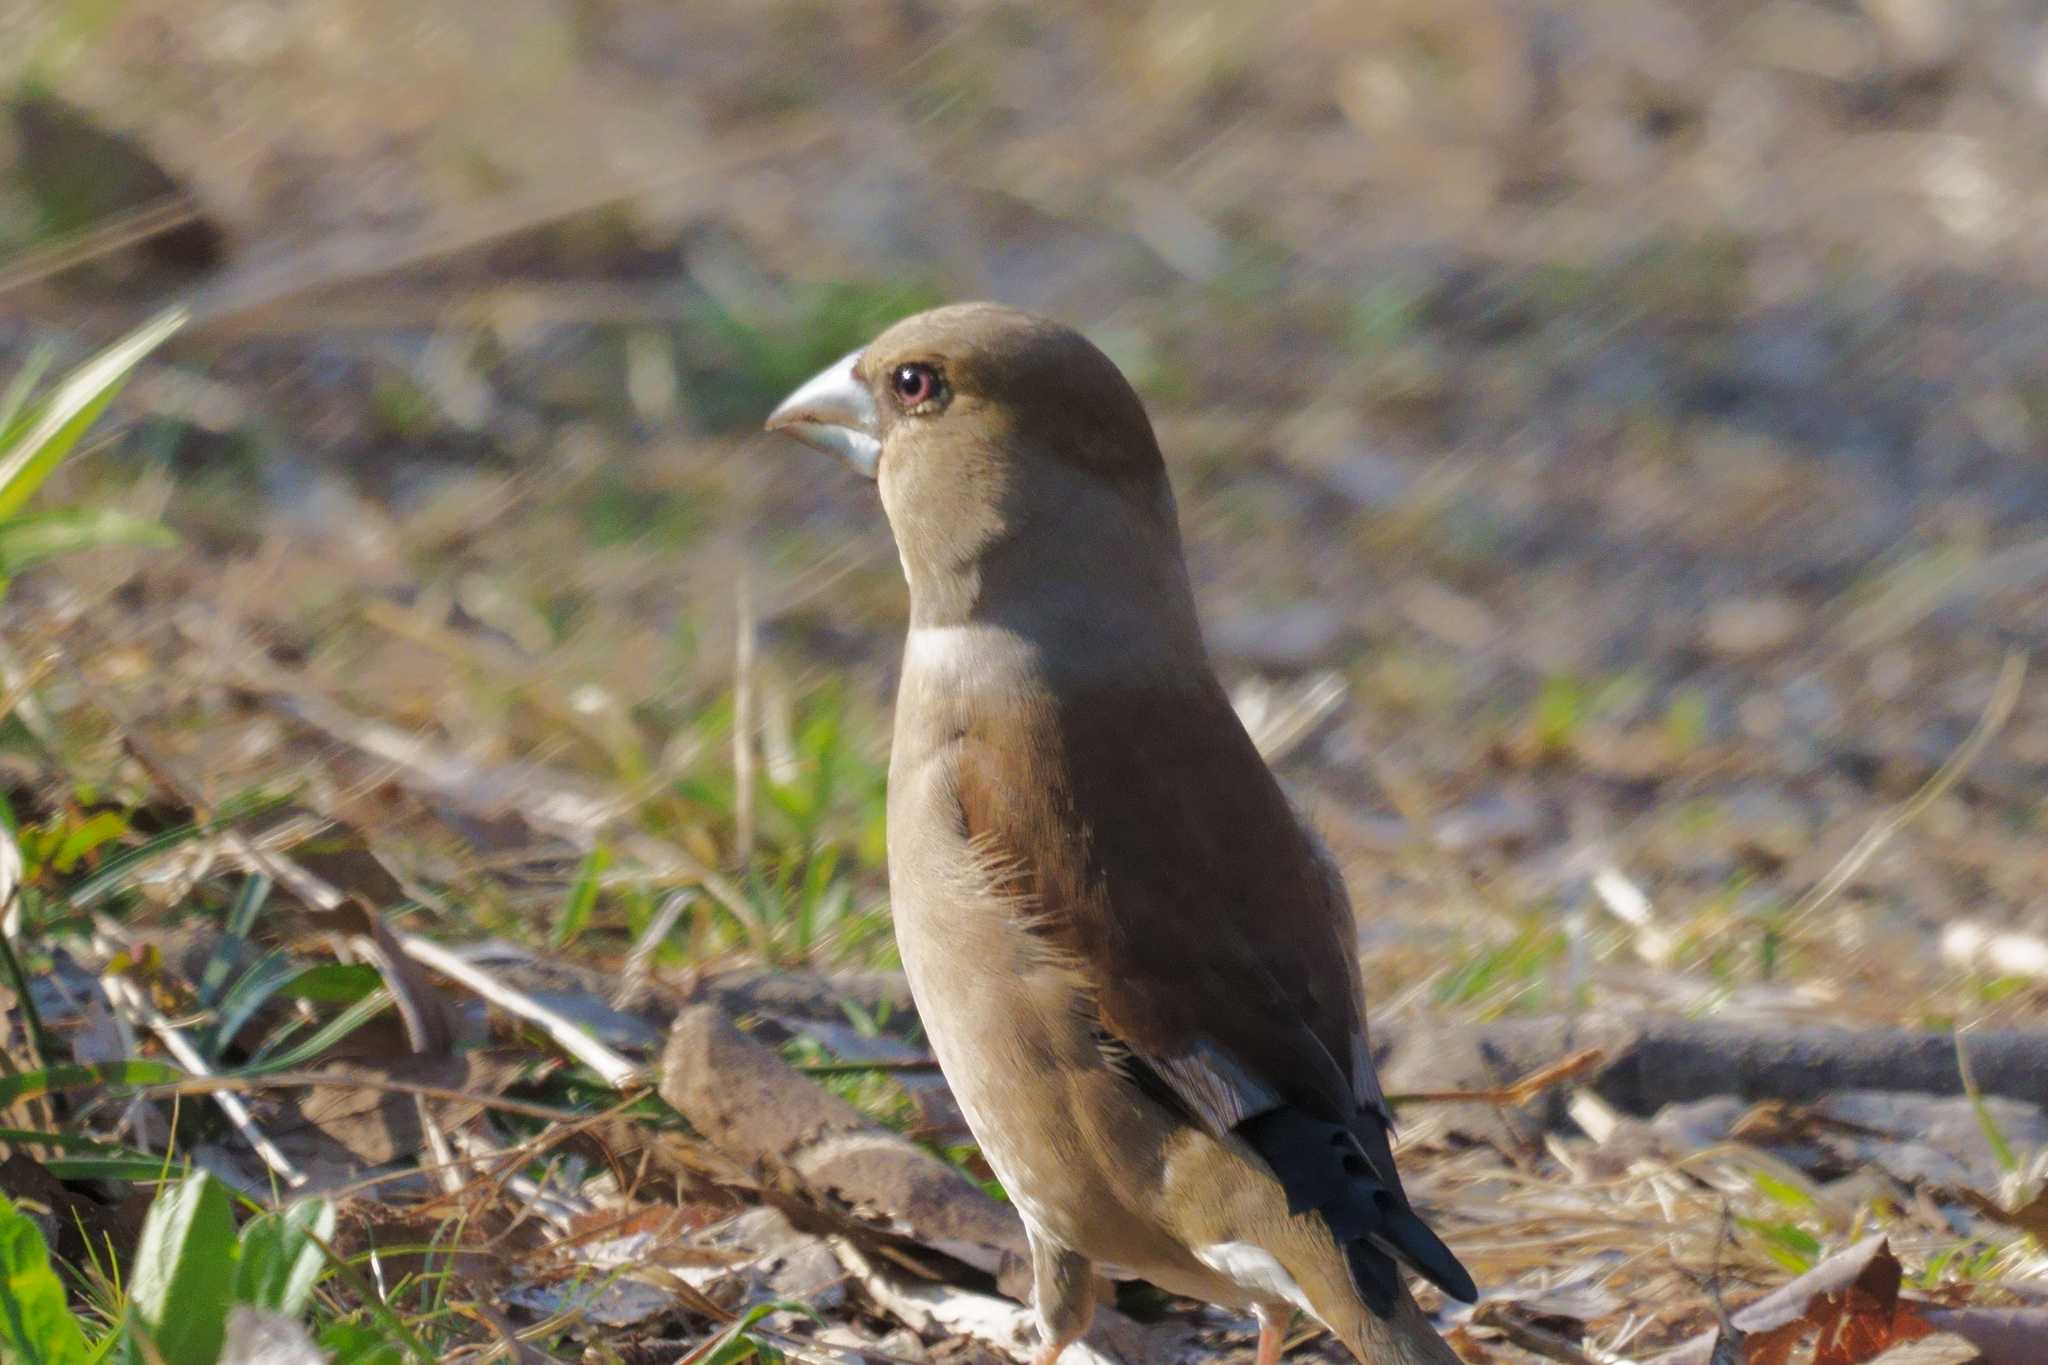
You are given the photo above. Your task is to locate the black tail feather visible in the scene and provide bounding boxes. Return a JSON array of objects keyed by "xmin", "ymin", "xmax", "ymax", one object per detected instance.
[{"xmin": 1238, "ymin": 1107, "xmax": 1478, "ymax": 1315}]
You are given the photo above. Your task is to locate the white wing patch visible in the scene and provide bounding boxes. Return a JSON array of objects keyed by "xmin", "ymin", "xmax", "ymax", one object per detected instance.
[
  {"xmin": 1156, "ymin": 1040, "xmax": 1282, "ymax": 1132},
  {"xmin": 1195, "ymin": 1242, "xmax": 1320, "ymax": 1320}
]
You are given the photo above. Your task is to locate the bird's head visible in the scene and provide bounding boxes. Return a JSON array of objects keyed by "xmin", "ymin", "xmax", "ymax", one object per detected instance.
[{"xmin": 767, "ymin": 302, "xmax": 1196, "ymax": 638}]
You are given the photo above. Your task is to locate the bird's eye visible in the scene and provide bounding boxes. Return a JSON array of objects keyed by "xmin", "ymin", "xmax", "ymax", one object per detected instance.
[{"xmin": 891, "ymin": 363, "xmax": 940, "ymax": 409}]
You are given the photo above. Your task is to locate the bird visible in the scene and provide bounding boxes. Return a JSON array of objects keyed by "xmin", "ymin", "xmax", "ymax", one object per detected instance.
[{"xmin": 765, "ymin": 303, "xmax": 1476, "ymax": 1365}]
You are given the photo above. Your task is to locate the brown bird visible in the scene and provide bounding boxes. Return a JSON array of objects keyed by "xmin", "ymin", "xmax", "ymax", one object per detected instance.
[{"xmin": 766, "ymin": 304, "xmax": 1476, "ymax": 1365}]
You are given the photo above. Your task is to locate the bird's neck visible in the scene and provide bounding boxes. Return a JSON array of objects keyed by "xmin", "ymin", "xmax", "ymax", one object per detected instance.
[{"xmin": 902, "ymin": 549, "xmax": 1210, "ymax": 692}]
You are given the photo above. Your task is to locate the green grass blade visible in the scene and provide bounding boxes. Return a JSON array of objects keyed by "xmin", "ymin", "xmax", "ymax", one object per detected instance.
[
  {"xmin": 0, "ymin": 928, "xmax": 54, "ymax": 1071},
  {"xmin": 65, "ymin": 821, "xmax": 213, "ymax": 908},
  {"xmin": 41, "ymin": 1156, "xmax": 181, "ymax": 1183},
  {"xmin": 204, "ymin": 949, "xmax": 298, "ymax": 1058},
  {"xmin": 302, "ymin": 1226, "xmax": 433, "ymax": 1365},
  {"xmin": 319, "ymin": 1319, "xmax": 407, "ymax": 1365},
  {"xmin": 0, "ymin": 507, "xmax": 175, "ymax": 579},
  {"xmin": 685, "ymin": 1300, "xmax": 819, "ymax": 1365},
  {"xmin": 0, "ymin": 1060, "xmax": 182, "ymax": 1109},
  {"xmin": 0, "ymin": 309, "xmax": 185, "ymax": 522},
  {"xmin": 1956, "ymin": 1029, "xmax": 2019, "ymax": 1175},
  {"xmin": 552, "ymin": 845, "xmax": 608, "ymax": 949},
  {"xmin": 201, "ymin": 873, "xmax": 274, "ymax": 1006},
  {"xmin": 233, "ymin": 1198, "xmax": 334, "ymax": 1316},
  {"xmin": 66, "ymin": 792, "xmax": 295, "ymax": 909},
  {"xmin": 126, "ymin": 1172, "xmax": 236, "ymax": 1365},
  {"xmin": 234, "ymin": 989, "xmax": 393, "ymax": 1075},
  {"xmin": 0, "ymin": 348, "xmax": 52, "ymax": 448}
]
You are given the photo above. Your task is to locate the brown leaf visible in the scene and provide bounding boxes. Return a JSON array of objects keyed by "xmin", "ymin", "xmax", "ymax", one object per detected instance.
[
  {"xmin": 1732, "ymin": 1235, "xmax": 1935, "ymax": 1365},
  {"xmin": 266, "ymin": 1051, "xmax": 520, "ymax": 1168}
]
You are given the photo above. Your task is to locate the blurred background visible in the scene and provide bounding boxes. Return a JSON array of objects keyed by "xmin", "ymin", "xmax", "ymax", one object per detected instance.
[{"xmin": 2, "ymin": 2, "xmax": 2047, "ymax": 1360}]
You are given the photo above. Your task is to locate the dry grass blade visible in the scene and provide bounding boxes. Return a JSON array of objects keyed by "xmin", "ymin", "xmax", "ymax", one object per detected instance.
[
  {"xmin": 55, "ymin": 647, "xmax": 346, "ymax": 912},
  {"xmin": 156, "ymin": 1070, "xmax": 597, "ymax": 1123},
  {"xmin": 413, "ymin": 1094, "xmax": 469, "ymax": 1198},
  {"xmin": 103, "ymin": 974, "xmax": 307, "ymax": 1187},
  {"xmin": 1789, "ymin": 650, "xmax": 2026, "ymax": 934},
  {"xmin": 397, "ymin": 933, "xmax": 646, "ymax": 1088},
  {"xmin": 614, "ymin": 890, "xmax": 694, "ymax": 1011},
  {"xmin": 1387, "ymin": 1047, "xmax": 1607, "ymax": 1107},
  {"xmin": 0, "ymin": 194, "xmax": 207, "ymax": 300},
  {"xmin": 452, "ymin": 1302, "xmax": 559, "ymax": 1365},
  {"xmin": 263, "ymin": 686, "xmax": 771, "ymax": 952},
  {"xmin": 1470, "ymin": 1301, "xmax": 1634, "ymax": 1364},
  {"xmin": 1234, "ymin": 670, "xmax": 1348, "ymax": 762}
]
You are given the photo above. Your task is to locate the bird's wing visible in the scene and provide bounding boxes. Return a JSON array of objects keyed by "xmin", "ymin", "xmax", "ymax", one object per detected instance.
[{"xmin": 954, "ymin": 678, "xmax": 1475, "ymax": 1311}]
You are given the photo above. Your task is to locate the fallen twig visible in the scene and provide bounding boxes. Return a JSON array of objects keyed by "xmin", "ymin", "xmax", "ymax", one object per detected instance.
[
  {"xmin": 1469, "ymin": 1301, "xmax": 1632, "ymax": 1365},
  {"xmin": 1388, "ymin": 1047, "xmax": 1607, "ymax": 1108},
  {"xmin": 154, "ymin": 1070, "xmax": 603, "ymax": 1122},
  {"xmin": 1378, "ymin": 1014, "xmax": 2048, "ymax": 1133}
]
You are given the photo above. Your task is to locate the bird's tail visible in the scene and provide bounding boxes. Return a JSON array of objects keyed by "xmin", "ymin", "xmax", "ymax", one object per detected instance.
[
  {"xmin": 1236, "ymin": 1107, "xmax": 1476, "ymax": 1313},
  {"xmin": 1180, "ymin": 1117, "xmax": 1472, "ymax": 1365}
]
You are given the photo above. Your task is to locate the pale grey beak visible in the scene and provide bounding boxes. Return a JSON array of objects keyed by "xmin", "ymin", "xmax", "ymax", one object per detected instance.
[{"xmin": 765, "ymin": 349, "xmax": 881, "ymax": 477}]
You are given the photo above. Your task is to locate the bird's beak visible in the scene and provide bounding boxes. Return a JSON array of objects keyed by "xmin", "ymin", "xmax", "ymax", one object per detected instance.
[{"xmin": 765, "ymin": 349, "xmax": 881, "ymax": 478}]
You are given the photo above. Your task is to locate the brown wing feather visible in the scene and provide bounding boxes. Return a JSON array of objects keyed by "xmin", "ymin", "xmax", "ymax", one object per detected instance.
[
  {"xmin": 951, "ymin": 673, "xmax": 1478, "ymax": 1311},
  {"xmin": 952, "ymin": 675, "xmax": 1362, "ymax": 1127}
]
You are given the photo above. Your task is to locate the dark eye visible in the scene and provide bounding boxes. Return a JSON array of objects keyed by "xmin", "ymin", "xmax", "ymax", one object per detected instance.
[{"xmin": 891, "ymin": 363, "xmax": 940, "ymax": 408}]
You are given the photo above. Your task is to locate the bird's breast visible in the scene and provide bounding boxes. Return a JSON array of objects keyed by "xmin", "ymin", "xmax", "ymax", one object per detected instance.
[{"xmin": 884, "ymin": 725, "xmax": 1164, "ymax": 1260}]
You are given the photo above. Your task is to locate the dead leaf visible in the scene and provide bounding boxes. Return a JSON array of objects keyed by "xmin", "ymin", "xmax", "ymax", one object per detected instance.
[
  {"xmin": 267, "ymin": 1051, "xmax": 520, "ymax": 1167},
  {"xmin": 1731, "ymin": 1235, "xmax": 1935, "ymax": 1365}
]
